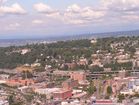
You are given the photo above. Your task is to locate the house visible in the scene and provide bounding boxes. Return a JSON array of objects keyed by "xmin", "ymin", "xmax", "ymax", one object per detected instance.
[
  {"xmin": 53, "ymin": 70, "xmax": 70, "ymax": 77},
  {"xmin": 90, "ymin": 59, "xmax": 103, "ymax": 67},
  {"xmin": 0, "ymin": 74, "xmax": 9, "ymax": 80},
  {"xmin": 60, "ymin": 63, "xmax": 77, "ymax": 70},
  {"xmin": 91, "ymin": 39, "xmax": 97, "ymax": 44},
  {"xmin": 104, "ymin": 68, "xmax": 112, "ymax": 72},
  {"xmin": 118, "ymin": 70, "xmax": 128, "ymax": 79},
  {"xmin": 18, "ymin": 86, "xmax": 33, "ymax": 93},
  {"xmin": 31, "ymin": 63, "xmax": 41, "ymax": 67},
  {"xmin": 21, "ymin": 49, "xmax": 31, "ymax": 55},
  {"xmin": 15, "ymin": 65, "xmax": 34, "ymax": 73},
  {"xmin": 78, "ymin": 58, "xmax": 88, "ymax": 66}
]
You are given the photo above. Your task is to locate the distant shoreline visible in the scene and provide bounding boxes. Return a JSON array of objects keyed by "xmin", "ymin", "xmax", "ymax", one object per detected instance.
[{"xmin": 0, "ymin": 30, "xmax": 139, "ymax": 47}]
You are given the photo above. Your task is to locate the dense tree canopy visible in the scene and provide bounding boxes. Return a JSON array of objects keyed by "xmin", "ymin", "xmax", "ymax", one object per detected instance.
[{"xmin": 0, "ymin": 36, "xmax": 138, "ymax": 70}]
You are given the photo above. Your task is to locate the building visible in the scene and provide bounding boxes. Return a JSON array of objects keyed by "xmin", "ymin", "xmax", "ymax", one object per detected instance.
[
  {"xmin": 34, "ymin": 88, "xmax": 60, "ymax": 99},
  {"xmin": 31, "ymin": 63, "xmax": 41, "ymax": 67},
  {"xmin": 72, "ymin": 91, "xmax": 87, "ymax": 99},
  {"xmin": 0, "ymin": 74, "xmax": 9, "ymax": 80},
  {"xmin": 92, "ymin": 100, "xmax": 117, "ymax": 105},
  {"xmin": 118, "ymin": 70, "xmax": 128, "ymax": 79},
  {"xmin": 45, "ymin": 82, "xmax": 55, "ymax": 88},
  {"xmin": 53, "ymin": 89, "xmax": 72, "ymax": 100},
  {"xmin": 91, "ymin": 39, "xmax": 97, "ymax": 44},
  {"xmin": 62, "ymin": 79, "xmax": 78, "ymax": 90},
  {"xmin": 53, "ymin": 70, "xmax": 70, "ymax": 77},
  {"xmin": 104, "ymin": 68, "xmax": 112, "ymax": 72},
  {"xmin": 18, "ymin": 86, "xmax": 33, "ymax": 93},
  {"xmin": 21, "ymin": 49, "xmax": 31, "ymax": 55},
  {"xmin": 70, "ymin": 71, "xmax": 86, "ymax": 83},
  {"xmin": 61, "ymin": 100, "xmax": 80, "ymax": 105},
  {"xmin": 78, "ymin": 58, "xmax": 88, "ymax": 66},
  {"xmin": 0, "ymin": 100, "xmax": 9, "ymax": 105},
  {"xmin": 6, "ymin": 79, "xmax": 34, "ymax": 86},
  {"xmin": 61, "ymin": 63, "xmax": 77, "ymax": 69}
]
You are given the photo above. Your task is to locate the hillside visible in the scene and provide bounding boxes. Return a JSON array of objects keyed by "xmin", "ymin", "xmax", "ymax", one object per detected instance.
[{"xmin": 0, "ymin": 36, "xmax": 138, "ymax": 72}]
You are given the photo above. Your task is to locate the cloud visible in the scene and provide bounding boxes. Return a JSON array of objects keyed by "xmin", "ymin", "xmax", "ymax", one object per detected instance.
[
  {"xmin": 67, "ymin": 4, "xmax": 81, "ymax": 13},
  {"xmin": 0, "ymin": 0, "xmax": 7, "ymax": 4},
  {"xmin": 2, "ymin": 0, "xmax": 139, "ymax": 35},
  {"xmin": 94, "ymin": 0, "xmax": 139, "ymax": 24},
  {"xmin": 0, "ymin": 3, "xmax": 26, "ymax": 15},
  {"xmin": 100, "ymin": 0, "xmax": 139, "ymax": 17},
  {"xmin": 33, "ymin": 3, "xmax": 59, "ymax": 16},
  {"xmin": 61, "ymin": 0, "xmax": 139, "ymax": 25},
  {"xmin": 33, "ymin": 3, "xmax": 105, "ymax": 25},
  {"xmin": 101, "ymin": 0, "xmax": 139, "ymax": 12},
  {"xmin": 63, "ymin": 4, "xmax": 105, "ymax": 25},
  {"xmin": 6, "ymin": 22, "xmax": 20, "ymax": 30},
  {"xmin": 32, "ymin": 19, "xmax": 43, "ymax": 24},
  {"xmin": 9, "ymin": 22, "xmax": 20, "ymax": 27},
  {"xmin": 33, "ymin": 3, "xmax": 52, "ymax": 13}
]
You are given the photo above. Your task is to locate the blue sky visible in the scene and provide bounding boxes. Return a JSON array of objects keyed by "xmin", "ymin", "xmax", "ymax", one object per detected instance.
[{"xmin": 0, "ymin": 0, "xmax": 139, "ymax": 39}]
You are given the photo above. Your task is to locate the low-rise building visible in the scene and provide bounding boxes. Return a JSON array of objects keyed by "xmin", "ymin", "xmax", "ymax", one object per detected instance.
[
  {"xmin": 34, "ymin": 88, "xmax": 61, "ymax": 99},
  {"xmin": 6, "ymin": 79, "xmax": 34, "ymax": 86},
  {"xmin": 70, "ymin": 71, "xmax": 86, "ymax": 83},
  {"xmin": 62, "ymin": 79, "xmax": 78, "ymax": 90},
  {"xmin": 53, "ymin": 89, "xmax": 72, "ymax": 100},
  {"xmin": 92, "ymin": 100, "xmax": 119, "ymax": 105},
  {"xmin": 0, "ymin": 74, "xmax": 9, "ymax": 80}
]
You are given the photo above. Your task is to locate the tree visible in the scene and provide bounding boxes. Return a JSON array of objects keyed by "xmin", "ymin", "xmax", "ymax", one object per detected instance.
[
  {"xmin": 63, "ymin": 64, "xmax": 69, "ymax": 70},
  {"xmin": 88, "ymin": 59, "xmax": 92, "ymax": 65},
  {"xmin": 87, "ymin": 81, "xmax": 97, "ymax": 95},
  {"xmin": 118, "ymin": 94, "xmax": 125, "ymax": 103},
  {"xmin": 8, "ymin": 95, "xmax": 14, "ymax": 105},
  {"xmin": 107, "ymin": 86, "xmax": 112, "ymax": 96},
  {"xmin": 90, "ymin": 65, "xmax": 104, "ymax": 72}
]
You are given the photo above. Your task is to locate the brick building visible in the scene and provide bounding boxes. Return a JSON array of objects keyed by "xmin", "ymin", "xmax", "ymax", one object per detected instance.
[
  {"xmin": 6, "ymin": 79, "xmax": 34, "ymax": 86},
  {"xmin": 53, "ymin": 89, "xmax": 72, "ymax": 100},
  {"xmin": 62, "ymin": 79, "xmax": 78, "ymax": 90},
  {"xmin": 70, "ymin": 71, "xmax": 86, "ymax": 82}
]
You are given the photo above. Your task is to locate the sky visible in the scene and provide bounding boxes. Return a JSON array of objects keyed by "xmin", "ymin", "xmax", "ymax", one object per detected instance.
[{"xmin": 0, "ymin": 0, "xmax": 139, "ymax": 39}]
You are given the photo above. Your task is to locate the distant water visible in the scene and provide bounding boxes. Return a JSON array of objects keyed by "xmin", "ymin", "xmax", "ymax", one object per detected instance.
[
  {"xmin": 0, "ymin": 39, "xmax": 52, "ymax": 47},
  {"xmin": 0, "ymin": 39, "xmax": 39, "ymax": 47},
  {"xmin": 0, "ymin": 30, "xmax": 139, "ymax": 47}
]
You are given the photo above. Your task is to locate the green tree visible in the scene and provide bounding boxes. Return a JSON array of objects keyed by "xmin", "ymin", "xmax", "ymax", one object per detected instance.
[
  {"xmin": 87, "ymin": 81, "xmax": 97, "ymax": 95},
  {"xmin": 90, "ymin": 65, "xmax": 104, "ymax": 72},
  {"xmin": 118, "ymin": 94, "xmax": 125, "ymax": 103},
  {"xmin": 8, "ymin": 95, "xmax": 14, "ymax": 105},
  {"xmin": 107, "ymin": 86, "xmax": 112, "ymax": 96}
]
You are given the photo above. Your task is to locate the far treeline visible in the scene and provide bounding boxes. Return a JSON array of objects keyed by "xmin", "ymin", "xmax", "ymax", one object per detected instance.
[{"xmin": 0, "ymin": 36, "xmax": 138, "ymax": 72}]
